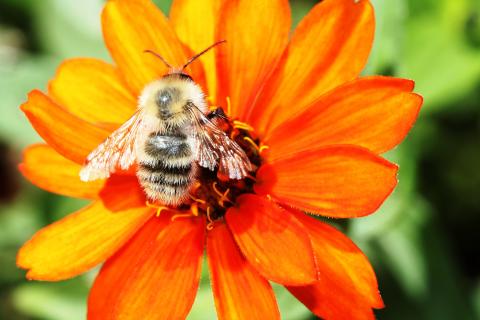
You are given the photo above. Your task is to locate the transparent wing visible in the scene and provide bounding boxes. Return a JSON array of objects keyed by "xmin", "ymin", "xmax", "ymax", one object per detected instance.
[
  {"xmin": 79, "ymin": 110, "xmax": 145, "ymax": 181},
  {"xmin": 187, "ymin": 103, "xmax": 253, "ymax": 180}
]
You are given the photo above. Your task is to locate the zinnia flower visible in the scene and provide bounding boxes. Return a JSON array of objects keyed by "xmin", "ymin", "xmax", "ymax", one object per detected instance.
[{"xmin": 17, "ymin": 0, "xmax": 422, "ymax": 319}]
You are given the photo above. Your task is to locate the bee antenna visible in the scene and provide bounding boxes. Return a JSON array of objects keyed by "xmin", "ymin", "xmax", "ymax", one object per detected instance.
[
  {"xmin": 182, "ymin": 40, "xmax": 227, "ymax": 70},
  {"xmin": 144, "ymin": 50, "xmax": 173, "ymax": 69}
]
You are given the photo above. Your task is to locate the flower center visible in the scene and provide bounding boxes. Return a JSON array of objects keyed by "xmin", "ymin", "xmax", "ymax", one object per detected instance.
[
  {"xmin": 189, "ymin": 108, "xmax": 265, "ymax": 229},
  {"xmin": 147, "ymin": 97, "xmax": 267, "ymax": 230}
]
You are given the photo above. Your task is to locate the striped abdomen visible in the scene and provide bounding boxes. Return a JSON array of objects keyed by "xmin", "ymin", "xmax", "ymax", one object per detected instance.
[{"xmin": 137, "ymin": 131, "xmax": 196, "ymax": 205}]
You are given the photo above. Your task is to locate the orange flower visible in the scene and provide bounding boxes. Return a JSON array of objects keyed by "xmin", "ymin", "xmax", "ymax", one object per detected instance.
[{"xmin": 17, "ymin": 0, "xmax": 422, "ymax": 319}]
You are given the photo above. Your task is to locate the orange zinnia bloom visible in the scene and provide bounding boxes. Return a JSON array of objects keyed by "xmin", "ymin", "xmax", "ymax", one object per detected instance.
[{"xmin": 17, "ymin": 0, "xmax": 422, "ymax": 319}]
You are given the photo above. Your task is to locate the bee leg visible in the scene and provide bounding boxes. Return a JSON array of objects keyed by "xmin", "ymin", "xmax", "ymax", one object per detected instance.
[{"xmin": 207, "ymin": 107, "xmax": 228, "ymax": 121}]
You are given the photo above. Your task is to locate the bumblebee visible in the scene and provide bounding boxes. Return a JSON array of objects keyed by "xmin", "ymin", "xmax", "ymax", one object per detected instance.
[{"xmin": 80, "ymin": 42, "xmax": 252, "ymax": 205}]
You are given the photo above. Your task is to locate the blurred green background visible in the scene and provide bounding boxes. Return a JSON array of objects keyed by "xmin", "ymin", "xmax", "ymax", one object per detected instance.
[{"xmin": 1, "ymin": 0, "xmax": 480, "ymax": 319}]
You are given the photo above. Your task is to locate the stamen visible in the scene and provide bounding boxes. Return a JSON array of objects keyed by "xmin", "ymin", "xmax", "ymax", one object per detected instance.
[
  {"xmin": 246, "ymin": 174, "xmax": 257, "ymax": 182},
  {"xmin": 206, "ymin": 207, "xmax": 215, "ymax": 230},
  {"xmin": 259, "ymin": 144, "xmax": 270, "ymax": 153},
  {"xmin": 206, "ymin": 222, "xmax": 215, "ymax": 231},
  {"xmin": 212, "ymin": 182, "xmax": 224, "ymax": 198},
  {"xmin": 191, "ymin": 202, "xmax": 200, "ymax": 216},
  {"xmin": 189, "ymin": 194, "xmax": 207, "ymax": 204},
  {"xmin": 233, "ymin": 120, "xmax": 254, "ymax": 132},
  {"xmin": 145, "ymin": 201, "xmax": 169, "ymax": 217},
  {"xmin": 234, "ymin": 124, "xmax": 252, "ymax": 131},
  {"xmin": 189, "ymin": 183, "xmax": 207, "ymax": 204},
  {"xmin": 207, "ymin": 206, "xmax": 213, "ymax": 224},
  {"xmin": 243, "ymin": 137, "xmax": 269, "ymax": 154},
  {"xmin": 212, "ymin": 182, "xmax": 233, "ymax": 207},
  {"xmin": 243, "ymin": 137, "xmax": 260, "ymax": 151},
  {"xmin": 171, "ymin": 203, "xmax": 199, "ymax": 221},
  {"xmin": 217, "ymin": 188, "xmax": 231, "ymax": 208},
  {"xmin": 156, "ymin": 207, "xmax": 168, "ymax": 217},
  {"xmin": 171, "ymin": 213, "xmax": 193, "ymax": 221},
  {"xmin": 146, "ymin": 201, "xmax": 155, "ymax": 208}
]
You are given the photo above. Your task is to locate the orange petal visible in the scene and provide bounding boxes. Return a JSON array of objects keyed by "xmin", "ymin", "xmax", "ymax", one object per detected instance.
[
  {"xmin": 255, "ymin": 146, "xmax": 398, "ymax": 218},
  {"xmin": 266, "ymin": 77, "xmax": 423, "ymax": 161},
  {"xmin": 17, "ymin": 201, "xmax": 152, "ymax": 281},
  {"xmin": 249, "ymin": 0, "xmax": 375, "ymax": 136},
  {"xmin": 207, "ymin": 223, "xmax": 280, "ymax": 320},
  {"xmin": 19, "ymin": 144, "xmax": 104, "ymax": 199},
  {"xmin": 99, "ymin": 174, "xmax": 146, "ymax": 211},
  {"xmin": 170, "ymin": 0, "xmax": 222, "ymax": 97},
  {"xmin": 88, "ymin": 215, "xmax": 205, "ymax": 320},
  {"xmin": 48, "ymin": 58, "xmax": 137, "ymax": 125},
  {"xmin": 21, "ymin": 90, "xmax": 111, "ymax": 164},
  {"xmin": 102, "ymin": 0, "xmax": 203, "ymax": 94},
  {"xmin": 215, "ymin": 0, "xmax": 291, "ymax": 119},
  {"xmin": 287, "ymin": 211, "xmax": 383, "ymax": 319},
  {"xmin": 225, "ymin": 194, "xmax": 318, "ymax": 285}
]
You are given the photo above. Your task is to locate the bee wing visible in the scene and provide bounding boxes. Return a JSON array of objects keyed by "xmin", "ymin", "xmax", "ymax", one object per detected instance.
[
  {"xmin": 187, "ymin": 103, "xmax": 253, "ymax": 180},
  {"xmin": 79, "ymin": 109, "xmax": 145, "ymax": 181}
]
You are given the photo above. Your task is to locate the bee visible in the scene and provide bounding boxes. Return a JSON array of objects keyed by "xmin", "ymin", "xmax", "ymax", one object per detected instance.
[{"xmin": 79, "ymin": 41, "xmax": 253, "ymax": 206}]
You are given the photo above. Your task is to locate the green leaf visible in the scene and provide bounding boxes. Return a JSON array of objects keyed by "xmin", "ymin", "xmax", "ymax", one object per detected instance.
[
  {"xmin": 377, "ymin": 198, "xmax": 430, "ymax": 299},
  {"xmin": 188, "ymin": 270, "xmax": 217, "ymax": 320},
  {"xmin": 272, "ymin": 283, "xmax": 311, "ymax": 320},
  {"xmin": 0, "ymin": 55, "xmax": 57, "ymax": 148},
  {"xmin": 400, "ymin": 0, "xmax": 480, "ymax": 113},
  {"xmin": 12, "ymin": 279, "xmax": 89, "ymax": 320},
  {"xmin": 31, "ymin": 0, "xmax": 108, "ymax": 59},
  {"xmin": 473, "ymin": 281, "xmax": 480, "ymax": 319},
  {"xmin": 365, "ymin": 0, "xmax": 408, "ymax": 75}
]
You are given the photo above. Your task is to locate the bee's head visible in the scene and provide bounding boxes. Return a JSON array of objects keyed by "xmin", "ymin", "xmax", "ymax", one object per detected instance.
[
  {"xmin": 155, "ymin": 87, "xmax": 181, "ymax": 120},
  {"xmin": 139, "ymin": 74, "xmax": 206, "ymax": 126},
  {"xmin": 162, "ymin": 72, "xmax": 193, "ymax": 82}
]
